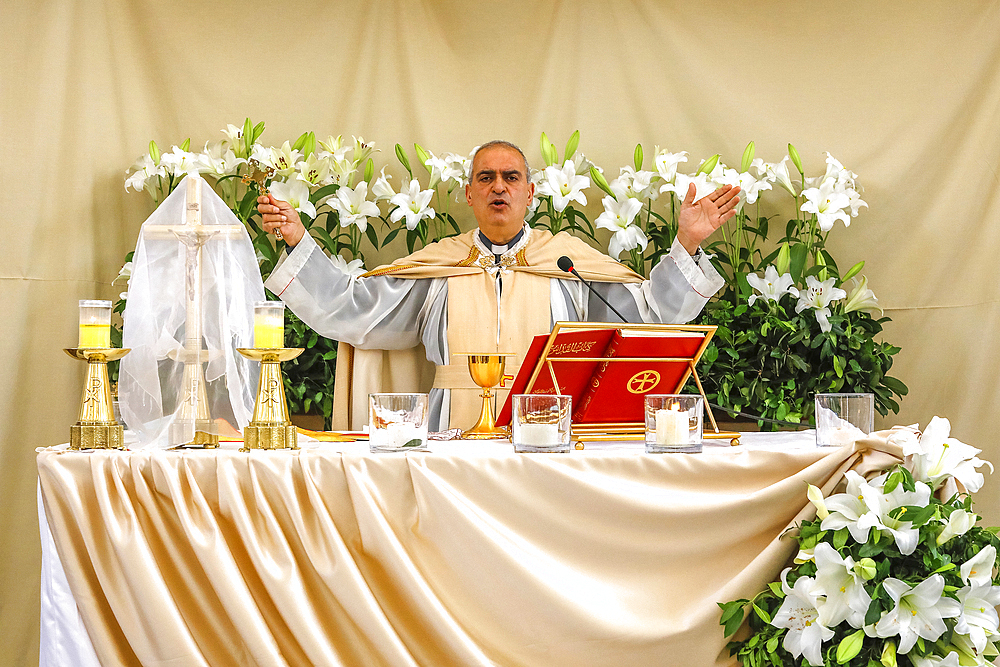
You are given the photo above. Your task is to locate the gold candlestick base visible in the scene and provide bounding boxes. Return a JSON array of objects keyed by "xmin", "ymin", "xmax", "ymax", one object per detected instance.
[
  {"xmin": 64, "ymin": 348, "xmax": 131, "ymax": 450},
  {"xmin": 462, "ymin": 354, "xmax": 512, "ymax": 440},
  {"xmin": 237, "ymin": 348, "xmax": 304, "ymax": 451}
]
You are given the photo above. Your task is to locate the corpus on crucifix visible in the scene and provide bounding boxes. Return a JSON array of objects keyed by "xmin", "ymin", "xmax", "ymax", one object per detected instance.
[{"xmin": 118, "ymin": 175, "xmax": 265, "ymax": 448}]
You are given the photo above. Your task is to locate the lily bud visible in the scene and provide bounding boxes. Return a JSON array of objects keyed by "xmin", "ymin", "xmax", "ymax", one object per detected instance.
[
  {"xmin": 180, "ymin": 137, "xmax": 191, "ymax": 152},
  {"xmin": 540, "ymin": 132, "xmax": 557, "ymax": 167},
  {"xmin": 251, "ymin": 120, "xmax": 265, "ymax": 143},
  {"xmin": 414, "ymin": 143, "xmax": 431, "ymax": 173},
  {"xmin": 634, "ymin": 143, "xmax": 644, "ymax": 171},
  {"xmin": 564, "ymin": 130, "xmax": 580, "ymax": 162},
  {"xmin": 842, "ymin": 260, "xmax": 865, "ymax": 283},
  {"xmin": 741, "ymin": 141, "xmax": 755, "ymax": 173},
  {"xmin": 697, "ymin": 153, "xmax": 720, "ymax": 176},
  {"xmin": 788, "ymin": 143, "xmax": 804, "ymax": 175},
  {"xmin": 395, "ymin": 143, "xmax": 412, "ymax": 176},
  {"xmin": 775, "ymin": 243, "xmax": 791, "ymax": 276},
  {"xmin": 836, "ymin": 629, "xmax": 865, "ymax": 664},
  {"xmin": 806, "ymin": 484, "xmax": 829, "ymax": 519},
  {"xmin": 363, "ymin": 158, "xmax": 374, "ymax": 185},
  {"xmin": 880, "ymin": 639, "xmax": 897, "ymax": 667},
  {"xmin": 590, "ymin": 166, "xmax": 615, "ymax": 199},
  {"xmin": 857, "ymin": 557, "xmax": 877, "ymax": 581},
  {"xmin": 937, "ymin": 509, "xmax": 977, "ymax": 545},
  {"xmin": 815, "ymin": 250, "xmax": 828, "ymax": 282},
  {"xmin": 148, "ymin": 140, "xmax": 160, "ymax": 163},
  {"xmin": 242, "ymin": 118, "xmax": 254, "ymax": 155}
]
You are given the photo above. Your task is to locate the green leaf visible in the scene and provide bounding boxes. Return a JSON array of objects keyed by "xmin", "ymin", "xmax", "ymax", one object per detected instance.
[
  {"xmin": 789, "ymin": 243, "xmax": 808, "ymax": 284},
  {"xmin": 564, "ymin": 130, "xmax": 580, "ymax": 161},
  {"xmin": 402, "ymin": 438, "xmax": 423, "ymax": 448},
  {"xmin": 634, "ymin": 143, "xmax": 643, "ymax": 171},
  {"xmin": 881, "ymin": 376, "xmax": 908, "ymax": 396},
  {"xmin": 751, "ymin": 602, "xmax": 771, "ymax": 623},
  {"xmin": 767, "ymin": 581, "xmax": 784, "ymax": 597}
]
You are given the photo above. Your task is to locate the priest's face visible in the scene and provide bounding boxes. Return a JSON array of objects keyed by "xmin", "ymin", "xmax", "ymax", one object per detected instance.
[{"xmin": 466, "ymin": 144, "xmax": 534, "ymax": 245}]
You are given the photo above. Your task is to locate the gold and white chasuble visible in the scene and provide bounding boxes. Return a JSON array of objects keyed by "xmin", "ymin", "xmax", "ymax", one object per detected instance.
[{"xmin": 334, "ymin": 227, "xmax": 642, "ymax": 430}]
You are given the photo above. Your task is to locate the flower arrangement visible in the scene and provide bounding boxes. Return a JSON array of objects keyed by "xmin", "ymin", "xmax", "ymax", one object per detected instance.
[
  {"xmin": 120, "ymin": 120, "xmax": 907, "ymax": 427},
  {"xmin": 719, "ymin": 417, "xmax": 999, "ymax": 667}
]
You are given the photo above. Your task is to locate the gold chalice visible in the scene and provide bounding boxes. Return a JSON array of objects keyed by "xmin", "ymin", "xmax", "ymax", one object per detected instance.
[{"xmin": 462, "ymin": 353, "xmax": 514, "ymax": 439}]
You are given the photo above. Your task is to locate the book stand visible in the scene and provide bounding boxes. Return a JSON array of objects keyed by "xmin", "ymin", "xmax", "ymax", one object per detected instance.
[{"xmin": 520, "ymin": 322, "xmax": 737, "ymax": 443}]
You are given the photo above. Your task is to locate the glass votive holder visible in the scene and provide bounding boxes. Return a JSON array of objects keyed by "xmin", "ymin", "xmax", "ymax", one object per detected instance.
[
  {"xmin": 815, "ymin": 393, "xmax": 874, "ymax": 447},
  {"xmin": 78, "ymin": 300, "xmax": 112, "ymax": 348},
  {"xmin": 369, "ymin": 393, "xmax": 429, "ymax": 453},
  {"xmin": 254, "ymin": 301, "xmax": 285, "ymax": 349},
  {"xmin": 512, "ymin": 394, "xmax": 572, "ymax": 453},
  {"xmin": 645, "ymin": 394, "xmax": 703, "ymax": 453}
]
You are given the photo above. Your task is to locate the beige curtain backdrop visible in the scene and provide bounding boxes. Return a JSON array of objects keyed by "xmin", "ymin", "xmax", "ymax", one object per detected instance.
[{"xmin": 3, "ymin": 1, "xmax": 999, "ymax": 663}]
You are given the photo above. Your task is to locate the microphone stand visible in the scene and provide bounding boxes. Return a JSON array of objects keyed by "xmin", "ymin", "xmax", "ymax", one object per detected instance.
[{"xmin": 557, "ymin": 256, "xmax": 630, "ymax": 323}]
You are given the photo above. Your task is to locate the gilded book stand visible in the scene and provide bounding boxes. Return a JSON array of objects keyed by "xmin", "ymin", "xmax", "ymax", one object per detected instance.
[{"xmin": 520, "ymin": 322, "xmax": 738, "ymax": 444}]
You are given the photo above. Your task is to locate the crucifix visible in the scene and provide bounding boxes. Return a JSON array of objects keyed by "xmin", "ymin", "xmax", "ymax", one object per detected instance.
[{"xmin": 142, "ymin": 175, "xmax": 246, "ymax": 447}]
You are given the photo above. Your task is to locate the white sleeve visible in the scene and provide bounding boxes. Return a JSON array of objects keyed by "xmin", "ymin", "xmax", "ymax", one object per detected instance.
[
  {"xmin": 263, "ymin": 233, "xmax": 433, "ymax": 350},
  {"xmin": 629, "ymin": 237, "xmax": 725, "ymax": 323}
]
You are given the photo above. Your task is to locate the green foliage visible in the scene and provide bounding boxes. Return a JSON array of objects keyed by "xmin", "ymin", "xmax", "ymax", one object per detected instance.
[
  {"xmin": 695, "ymin": 289, "xmax": 906, "ymax": 430},
  {"xmin": 280, "ymin": 308, "xmax": 336, "ymax": 429},
  {"xmin": 721, "ymin": 464, "xmax": 1000, "ymax": 667}
]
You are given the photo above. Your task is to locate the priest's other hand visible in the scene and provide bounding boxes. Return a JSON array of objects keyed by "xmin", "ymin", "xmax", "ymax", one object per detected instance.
[
  {"xmin": 257, "ymin": 195, "xmax": 306, "ymax": 246},
  {"xmin": 676, "ymin": 183, "xmax": 741, "ymax": 255}
]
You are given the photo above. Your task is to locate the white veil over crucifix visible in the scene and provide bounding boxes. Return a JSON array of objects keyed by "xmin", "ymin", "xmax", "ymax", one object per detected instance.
[{"xmin": 119, "ymin": 175, "xmax": 264, "ymax": 448}]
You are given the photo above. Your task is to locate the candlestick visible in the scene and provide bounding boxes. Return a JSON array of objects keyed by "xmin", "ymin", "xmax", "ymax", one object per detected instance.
[{"xmin": 236, "ymin": 347, "xmax": 303, "ymax": 450}]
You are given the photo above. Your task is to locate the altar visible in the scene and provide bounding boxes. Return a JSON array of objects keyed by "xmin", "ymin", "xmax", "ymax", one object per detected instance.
[{"xmin": 37, "ymin": 434, "xmax": 901, "ymax": 667}]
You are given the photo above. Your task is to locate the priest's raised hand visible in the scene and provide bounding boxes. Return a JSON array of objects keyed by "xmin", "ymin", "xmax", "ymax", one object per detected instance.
[
  {"xmin": 676, "ymin": 183, "xmax": 741, "ymax": 254},
  {"xmin": 257, "ymin": 195, "xmax": 306, "ymax": 246}
]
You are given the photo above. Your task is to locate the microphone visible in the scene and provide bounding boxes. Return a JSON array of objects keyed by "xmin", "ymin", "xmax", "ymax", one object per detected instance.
[{"xmin": 557, "ymin": 255, "xmax": 630, "ymax": 323}]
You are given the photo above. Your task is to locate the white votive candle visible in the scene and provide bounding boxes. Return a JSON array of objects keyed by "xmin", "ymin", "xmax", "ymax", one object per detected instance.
[
  {"xmin": 655, "ymin": 407, "xmax": 688, "ymax": 445},
  {"xmin": 518, "ymin": 422, "xmax": 559, "ymax": 447},
  {"xmin": 371, "ymin": 421, "xmax": 427, "ymax": 449}
]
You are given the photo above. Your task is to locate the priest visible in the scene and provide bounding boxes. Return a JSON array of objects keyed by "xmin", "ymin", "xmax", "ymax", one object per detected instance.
[{"xmin": 258, "ymin": 140, "xmax": 740, "ymax": 430}]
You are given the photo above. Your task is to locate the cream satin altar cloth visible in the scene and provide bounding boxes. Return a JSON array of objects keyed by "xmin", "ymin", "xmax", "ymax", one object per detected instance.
[{"xmin": 36, "ymin": 435, "xmax": 902, "ymax": 667}]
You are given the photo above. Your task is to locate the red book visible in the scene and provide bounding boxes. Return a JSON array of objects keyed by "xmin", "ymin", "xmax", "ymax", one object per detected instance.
[
  {"xmin": 572, "ymin": 329, "xmax": 706, "ymax": 423},
  {"xmin": 495, "ymin": 328, "xmax": 617, "ymax": 426}
]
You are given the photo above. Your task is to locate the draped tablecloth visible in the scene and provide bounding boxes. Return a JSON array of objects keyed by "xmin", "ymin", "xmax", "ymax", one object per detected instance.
[{"xmin": 36, "ymin": 434, "xmax": 902, "ymax": 667}]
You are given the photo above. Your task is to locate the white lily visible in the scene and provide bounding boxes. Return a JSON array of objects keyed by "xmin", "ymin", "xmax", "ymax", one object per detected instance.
[
  {"xmin": 330, "ymin": 254, "xmax": 366, "ymax": 278},
  {"xmin": 663, "ymin": 172, "xmax": 716, "ymax": 202},
  {"xmin": 845, "ymin": 186, "xmax": 869, "ymax": 217},
  {"xmin": 771, "ymin": 569, "xmax": 834, "ymax": 667},
  {"xmin": 747, "ymin": 265, "xmax": 799, "ymax": 306},
  {"xmin": 268, "ymin": 179, "xmax": 316, "ymax": 219},
  {"xmin": 902, "ymin": 416, "xmax": 993, "ymax": 493},
  {"xmin": 570, "ymin": 152, "xmax": 595, "ymax": 176},
  {"xmin": 767, "ymin": 157, "xmax": 799, "ymax": 196},
  {"xmin": 443, "ymin": 152, "xmax": 471, "ymax": 188},
  {"xmin": 823, "ymin": 153, "xmax": 859, "ymax": 188},
  {"xmin": 856, "ymin": 477, "xmax": 931, "ymax": 555},
  {"xmin": 330, "ymin": 181, "xmax": 379, "ymax": 232},
  {"xmin": 389, "ymin": 179, "xmax": 436, "ymax": 231},
  {"xmin": 937, "ymin": 509, "xmax": 978, "ymax": 546},
  {"xmin": 536, "ymin": 160, "xmax": 590, "ymax": 212},
  {"xmin": 249, "ymin": 143, "xmax": 274, "ymax": 168},
  {"xmin": 875, "ymin": 575, "xmax": 961, "ymax": 653},
  {"xmin": 908, "ymin": 651, "xmax": 963, "ymax": 667},
  {"xmin": 842, "ymin": 275, "xmax": 882, "ymax": 315},
  {"xmin": 596, "ymin": 195, "xmax": 645, "ymax": 259},
  {"xmin": 961, "ymin": 545, "xmax": 996, "ymax": 589},
  {"xmin": 821, "ymin": 470, "xmax": 879, "ymax": 544},
  {"xmin": 222, "ymin": 123, "xmax": 244, "ymax": 147},
  {"xmin": 813, "ymin": 542, "xmax": 873, "ymax": 628},
  {"xmin": 124, "ymin": 154, "xmax": 166, "ymax": 193},
  {"xmin": 955, "ymin": 581, "xmax": 1000, "ymax": 653},
  {"xmin": 197, "ymin": 141, "xmax": 244, "ymax": 177},
  {"xmin": 723, "ymin": 168, "xmax": 771, "ymax": 207},
  {"xmin": 371, "ymin": 167, "xmax": 395, "ymax": 201},
  {"xmin": 806, "ymin": 484, "xmax": 829, "ymax": 519},
  {"xmin": 794, "ymin": 275, "xmax": 847, "ymax": 333},
  {"xmin": 159, "ymin": 146, "xmax": 202, "ymax": 179},
  {"xmin": 269, "ymin": 141, "xmax": 303, "ymax": 177},
  {"xmin": 294, "ymin": 153, "xmax": 332, "ymax": 187},
  {"xmin": 614, "ymin": 167, "xmax": 659, "ymax": 201},
  {"xmin": 801, "ymin": 177, "xmax": 852, "ymax": 232},
  {"xmin": 425, "ymin": 152, "xmax": 464, "ymax": 189},
  {"xmin": 112, "ymin": 261, "xmax": 133, "ymax": 301},
  {"xmin": 653, "ymin": 148, "xmax": 688, "ymax": 186}
]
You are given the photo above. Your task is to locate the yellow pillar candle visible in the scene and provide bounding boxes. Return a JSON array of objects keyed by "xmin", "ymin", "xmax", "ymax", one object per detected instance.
[
  {"xmin": 254, "ymin": 301, "xmax": 285, "ymax": 348},
  {"xmin": 78, "ymin": 300, "xmax": 112, "ymax": 348}
]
